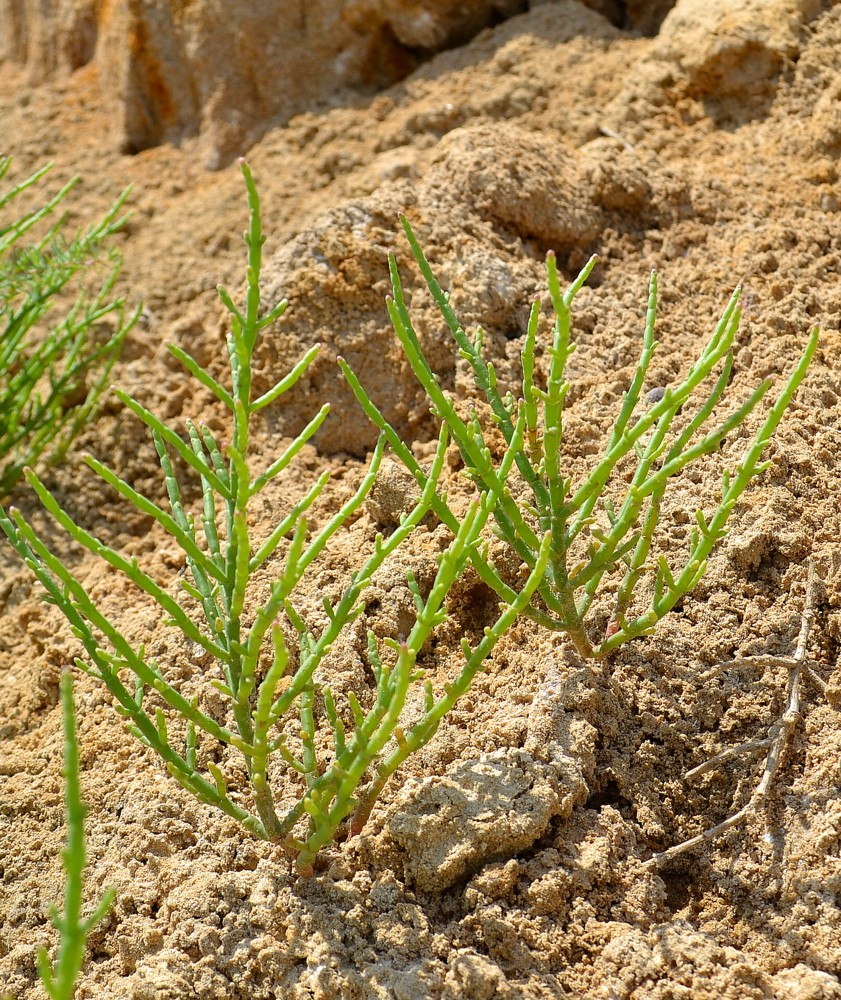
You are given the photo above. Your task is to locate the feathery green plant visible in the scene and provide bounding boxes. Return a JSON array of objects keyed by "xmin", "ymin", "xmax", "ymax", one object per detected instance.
[
  {"xmin": 342, "ymin": 216, "xmax": 819, "ymax": 660},
  {"xmin": 0, "ymin": 162, "xmax": 545, "ymax": 874},
  {"xmin": 38, "ymin": 672, "xmax": 115, "ymax": 1000},
  {"xmin": 0, "ymin": 156, "xmax": 139, "ymax": 496}
]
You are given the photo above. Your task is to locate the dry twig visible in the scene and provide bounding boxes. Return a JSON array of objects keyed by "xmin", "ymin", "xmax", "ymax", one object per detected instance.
[{"xmin": 645, "ymin": 560, "xmax": 826, "ymax": 870}]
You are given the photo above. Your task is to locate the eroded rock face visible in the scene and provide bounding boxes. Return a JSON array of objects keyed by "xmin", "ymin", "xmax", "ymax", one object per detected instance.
[
  {"xmin": 0, "ymin": 0, "xmax": 682, "ymax": 168},
  {"xmin": 343, "ymin": 0, "xmax": 529, "ymax": 50},
  {"xmin": 113, "ymin": 0, "xmax": 398, "ymax": 168},
  {"xmin": 0, "ymin": 0, "xmax": 100, "ymax": 79},
  {"xmin": 0, "ymin": 0, "xmax": 549, "ymax": 168},
  {"xmin": 1, "ymin": 0, "xmax": 402, "ymax": 166}
]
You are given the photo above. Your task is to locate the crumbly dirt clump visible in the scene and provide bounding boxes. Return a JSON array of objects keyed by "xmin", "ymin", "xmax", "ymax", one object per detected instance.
[{"xmin": 2, "ymin": 2, "xmax": 841, "ymax": 998}]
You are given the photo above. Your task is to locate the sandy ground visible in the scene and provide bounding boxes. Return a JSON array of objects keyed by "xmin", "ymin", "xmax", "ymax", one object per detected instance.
[{"xmin": 2, "ymin": 2, "xmax": 841, "ymax": 997}]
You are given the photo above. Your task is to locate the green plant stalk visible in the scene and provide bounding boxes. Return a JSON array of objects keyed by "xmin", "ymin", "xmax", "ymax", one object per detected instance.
[
  {"xmin": 384, "ymin": 261, "xmax": 542, "ymax": 560},
  {"xmin": 38, "ymin": 672, "xmax": 115, "ymax": 1000},
  {"xmin": 536, "ymin": 278, "xmax": 747, "ymax": 651},
  {"xmin": 306, "ymin": 520, "xmax": 480, "ymax": 856},
  {"xmin": 568, "ymin": 361, "xmax": 764, "ymax": 600},
  {"xmin": 0, "ymin": 507, "xmax": 267, "ymax": 835},
  {"xmin": 0, "ymin": 160, "xmax": 331, "ymax": 844},
  {"xmin": 258, "ymin": 427, "xmax": 453, "ymax": 844},
  {"xmin": 293, "ymin": 637, "xmax": 426, "ymax": 873},
  {"xmin": 3, "ymin": 498, "xmax": 244, "ymax": 746},
  {"xmin": 261, "ymin": 408, "xmax": 520, "ymax": 867},
  {"xmin": 611, "ymin": 354, "xmax": 735, "ymax": 619},
  {"xmin": 0, "ymin": 158, "xmax": 76, "ymax": 255}
]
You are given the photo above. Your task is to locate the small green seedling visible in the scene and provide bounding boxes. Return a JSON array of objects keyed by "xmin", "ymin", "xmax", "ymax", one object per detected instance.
[
  {"xmin": 38, "ymin": 672, "xmax": 115, "ymax": 1000},
  {"xmin": 0, "ymin": 157, "xmax": 139, "ymax": 496},
  {"xmin": 0, "ymin": 163, "xmax": 543, "ymax": 874},
  {"xmin": 343, "ymin": 215, "xmax": 818, "ymax": 659}
]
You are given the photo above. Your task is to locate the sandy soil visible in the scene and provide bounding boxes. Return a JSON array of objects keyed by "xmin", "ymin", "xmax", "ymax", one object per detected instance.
[{"xmin": 2, "ymin": 2, "xmax": 841, "ymax": 998}]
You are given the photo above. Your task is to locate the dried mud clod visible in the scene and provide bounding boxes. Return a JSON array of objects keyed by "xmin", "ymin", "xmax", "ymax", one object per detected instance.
[{"xmin": 380, "ymin": 748, "xmax": 588, "ymax": 892}]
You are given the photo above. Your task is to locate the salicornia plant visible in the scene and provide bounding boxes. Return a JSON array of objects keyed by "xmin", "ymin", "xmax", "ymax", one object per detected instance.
[
  {"xmin": 342, "ymin": 215, "xmax": 819, "ymax": 660},
  {"xmin": 38, "ymin": 672, "xmax": 115, "ymax": 1000},
  {"xmin": 0, "ymin": 156, "xmax": 139, "ymax": 496},
  {"xmin": 0, "ymin": 162, "xmax": 547, "ymax": 874}
]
